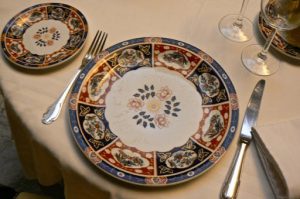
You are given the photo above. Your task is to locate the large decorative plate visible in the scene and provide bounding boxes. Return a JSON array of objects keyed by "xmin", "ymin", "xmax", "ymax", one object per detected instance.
[
  {"xmin": 1, "ymin": 3, "xmax": 88, "ymax": 69},
  {"xmin": 69, "ymin": 37, "xmax": 239, "ymax": 186},
  {"xmin": 258, "ymin": 13, "xmax": 300, "ymax": 60}
]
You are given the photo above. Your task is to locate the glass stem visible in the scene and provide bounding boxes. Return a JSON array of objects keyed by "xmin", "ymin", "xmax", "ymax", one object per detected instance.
[
  {"xmin": 233, "ymin": 0, "xmax": 250, "ymax": 28},
  {"xmin": 258, "ymin": 28, "xmax": 277, "ymax": 61}
]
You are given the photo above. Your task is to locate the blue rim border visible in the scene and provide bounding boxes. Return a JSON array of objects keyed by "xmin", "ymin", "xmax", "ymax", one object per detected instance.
[
  {"xmin": 0, "ymin": 3, "xmax": 88, "ymax": 69},
  {"xmin": 69, "ymin": 37, "xmax": 239, "ymax": 186}
]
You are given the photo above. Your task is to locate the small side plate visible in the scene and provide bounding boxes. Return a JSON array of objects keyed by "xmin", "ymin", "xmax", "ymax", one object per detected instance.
[
  {"xmin": 258, "ymin": 13, "xmax": 300, "ymax": 60},
  {"xmin": 1, "ymin": 3, "xmax": 88, "ymax": 69}
]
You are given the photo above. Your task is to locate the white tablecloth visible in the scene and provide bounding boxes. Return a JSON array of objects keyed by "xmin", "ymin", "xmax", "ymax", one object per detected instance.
[{"xmin": 1, "ymin": 0, "xmax": 300, "ymax": 198}]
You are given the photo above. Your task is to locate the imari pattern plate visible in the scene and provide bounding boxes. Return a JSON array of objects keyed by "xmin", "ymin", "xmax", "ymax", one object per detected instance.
[
  {"xmin": 258, "ymin": 13, "xmax": 300, "ymax": 60},
  {"xmin": 1, "ymin": 3, "xmax": 88, "ymax": 69},
  {"xmin": 69, "ymin": 37, "xmax": 239, "ymax": 186}
]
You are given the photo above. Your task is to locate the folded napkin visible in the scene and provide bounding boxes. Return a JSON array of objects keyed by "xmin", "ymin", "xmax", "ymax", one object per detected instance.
[{"xmin": 252, "ymin": 118, "xmax": 300, "ymax": 199}]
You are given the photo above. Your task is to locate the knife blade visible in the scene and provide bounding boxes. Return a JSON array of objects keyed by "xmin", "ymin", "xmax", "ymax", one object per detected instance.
[{"xmin": 221, "ymin": 79, "xmax": 266, "ymax": 199}]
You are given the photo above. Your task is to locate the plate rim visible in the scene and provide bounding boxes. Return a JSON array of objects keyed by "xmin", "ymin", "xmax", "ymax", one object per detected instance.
[
  {"xmin": 0, "ymin": 2, "xmax": 89, "ymax": 70},
  {"xmin": 258, "ymin": 13, "xmax": 300, "ymax": 60},
  {"xmin": 68, "ymin": 37, "xmax": 239, "ymax": 186}
]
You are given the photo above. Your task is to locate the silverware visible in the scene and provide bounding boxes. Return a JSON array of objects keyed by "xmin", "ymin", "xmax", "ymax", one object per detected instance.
[
  {"xmin": 221, "ymin": 79, "xmax": 266, "ymax": 199},
  {"xmin": 42, "ymin": 30, "xmax": 108, "ymax": 125}
]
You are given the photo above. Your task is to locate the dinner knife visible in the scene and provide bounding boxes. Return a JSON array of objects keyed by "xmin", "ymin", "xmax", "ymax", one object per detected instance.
[{"xmin": 221, "ymin": 79, "xmax": 266, "ymax": 199}]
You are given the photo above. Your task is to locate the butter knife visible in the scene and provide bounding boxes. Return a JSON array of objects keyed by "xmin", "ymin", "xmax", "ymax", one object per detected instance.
[{"xmin": 221, "ymin": 79, "xmax": 266, "ymax": 199}]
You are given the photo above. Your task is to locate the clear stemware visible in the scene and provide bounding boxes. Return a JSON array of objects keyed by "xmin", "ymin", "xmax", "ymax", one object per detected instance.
[
  {"xmin": 219, "ymin": 0, "xmax": 253, "ymax": 42},
  {"xmin": 242, "ymin": 0, "xmax": 300, "ymax": 76}
]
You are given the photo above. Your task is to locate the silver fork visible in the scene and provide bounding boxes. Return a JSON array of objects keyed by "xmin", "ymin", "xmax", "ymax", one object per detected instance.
[{"xmin": 42, "ymin": 30, "xmax": 108, "ymax": 125}]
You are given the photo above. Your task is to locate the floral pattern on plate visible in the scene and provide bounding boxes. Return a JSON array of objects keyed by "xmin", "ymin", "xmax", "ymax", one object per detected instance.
[
  {"xmin": 128, "ymin": 84, "xmax": 181, "ymax": 129},
  {"xmin": 1, "ymin": 3, "xmax": 88, "ymax": 69},
  {"xmin": 165, "ymin": 150, "xmax": 197, "ymax": 169},
  {"xmin": 99, "ymin": 139, "xmax": 155, "ymax": 176},
  {"xmin": 158, "ymin": 50, "xmax": 191, "ymax": 69},
  {"xmin": 78, "ymin": 62, "xmax": 119, "ymax": 106},
  {"xmin": 83, "ymin": 113, "xmax": 105, "ymax": 140},
  {"xmin": 198, "ymin": 73, "xmax": 220, "ymax": 98},
  {"xmin": 111, "ymin": 148, "xmax": 150, "ymax": 169},
  {"xmin": 78, "ymin": 105, "xmax": 117, "ymax": 151},
  {"xmin": 192, "ymin": 104, "xmax": 230, "ymax": 150},
  {"xmin": 69, "ymin": 37, "xmax": 239, "ymax": 186},
  {"xmin": 104, "ymin": 66, "xmax": 202, "ymax": 152},
  {"xmin": 156, "ymin": 139, "xmax": 211, "ymax": 175},
  {"xmin": 118, "ymin": 49, "xmax": 145, "ymax": 68},
  {"xmin": 187, "ymin": 61, "xmax": 229, "ymax": 105},
  {"xmin": 106, "ymin": 44, "xmax": 152, "ymax": 76},
  {"xmin": 154, "ymin": 44, "xmax": 201, "ymax": 76}
]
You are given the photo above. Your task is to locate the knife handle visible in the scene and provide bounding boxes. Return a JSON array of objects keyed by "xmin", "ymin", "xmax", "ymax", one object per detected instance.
[{"xmin": 221, "ymin": 142, "xmax": 249, "ymax": 199}]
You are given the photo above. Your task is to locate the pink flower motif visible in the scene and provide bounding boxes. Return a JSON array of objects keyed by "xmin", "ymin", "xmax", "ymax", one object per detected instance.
[
  {"xmin": 49, "ymin": 27, "xmax": 57, "ymax": 34},
  {"xmin": 154, "ymin": 114, "xmax": 169, "ymax": 129},
  {"xmin": 47, "ymin": 40, "xmax": 54, "ymax": 46},
  {"xmin": 156, "ymin": 86, "xmax": 172, "ymax": 101},
  {"xmin": 127, "ymin": 98, "xmax": 144, "ymax": 111},
  {"xmin": 33, "ymin": 34, "xmax": 41, "ymax": 40}
]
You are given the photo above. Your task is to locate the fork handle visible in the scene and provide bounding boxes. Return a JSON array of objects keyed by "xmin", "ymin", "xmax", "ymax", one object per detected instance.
[
  {"xmin": 221, "ymin": 142, "xmax": 249, "ymax": 199},
  {"xmin": 41, "ymin": 69, "xmax": 82, "ymax": 125}
]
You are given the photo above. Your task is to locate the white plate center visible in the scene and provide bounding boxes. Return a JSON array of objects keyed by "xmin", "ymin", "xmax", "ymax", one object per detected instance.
[
  {"xmin": 22, "ymin": 19, "xmax": 70, "ymax": 55},
  {"xmin": 105, "ymin": 67, "xmax": 203, "ymax": 152}
]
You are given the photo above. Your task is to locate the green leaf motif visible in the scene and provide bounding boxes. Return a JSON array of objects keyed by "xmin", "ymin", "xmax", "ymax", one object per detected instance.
[
  {"xmin": 143, "ymin": 121, "xmax": 147, "ymax": 128},
  {"xmin": 137, "ymin": 119, "xmax": 142, "ymax": 125},
  {"xmin": 172, "ymin": 113, "xmax": 178, "ymax": 117},
  {"xmin": 146, "ymin": 93, "xmax": 150, "ymax": 99},
  {"xmin": 138, "ymin": 88, "xmax": 144, "ymax": 93},
  {"xmin": 173, "ymin": 108, "xmax": 181, "ymax": 112},
  {"xmin": 139, "ymin": 111, "xmax": 146, "ymax": 116},
  {"xmin": 145, "ymin": 85, "xmax": 149, "ymax": 91},
  {"xmin": 150, "ymin": 123, "xmax": 155, "ymax": 128},
  {"xmin": 174, "ymin": 102, "xmax": 180, "ymax": 107},
  {"xmin": 165, "ymin": 105, "xmax": 171, "ymax": 110},
  {"xmin": 143, "ymin": 115, "xmax": 150, "ymax": 119},
  {"xmin": 164, "ymin": 110, "xmax": 170, "ymax": 114},
  {"xmin": 171, "ymin": 96, "xmax": 176, "ymax": 101}
]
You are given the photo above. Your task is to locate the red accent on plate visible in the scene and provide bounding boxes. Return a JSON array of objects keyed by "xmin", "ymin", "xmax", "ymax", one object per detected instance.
[
  {"xmin": 153, "ymin": 44, "xmax": 202, "ymax": 76},
  {"xmin": 99, "ymin": 139, "xmax": 155, "ymax": 176},
  {"xmin": 78, "ymin": 62, "xmax": 119, "ymax": 106},
  {"xmin": 193, "ymin": 103, "xmax": 230, "ymax": 150}
]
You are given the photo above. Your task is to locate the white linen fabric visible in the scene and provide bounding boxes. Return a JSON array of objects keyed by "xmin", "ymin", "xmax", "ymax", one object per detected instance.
[
  {"xmin": 1, "ymin": 0, "xmax": 300, "ymax": 199},
  {"xmin": 253, "ymin": 118, "xmax": 300, "ymax": 199}
]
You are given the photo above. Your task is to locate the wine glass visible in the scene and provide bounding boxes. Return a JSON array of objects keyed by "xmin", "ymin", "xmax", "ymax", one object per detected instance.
[
  {"xmin": 219, "ymin": 0, "xmax": 253, "ymax": 42},
  {"xmin": 242, "ymin": 0, "xmax": 300, "ymax": 76}
]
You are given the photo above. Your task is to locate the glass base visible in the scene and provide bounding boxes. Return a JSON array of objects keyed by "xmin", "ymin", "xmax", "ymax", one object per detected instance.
[
  {"xmin": 219, "ymin": 14, "xmax": 253, "ymax": 42},
  {"xmin": 241, "ymin": 44, "xmax": 279, "ymax": 76}
]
